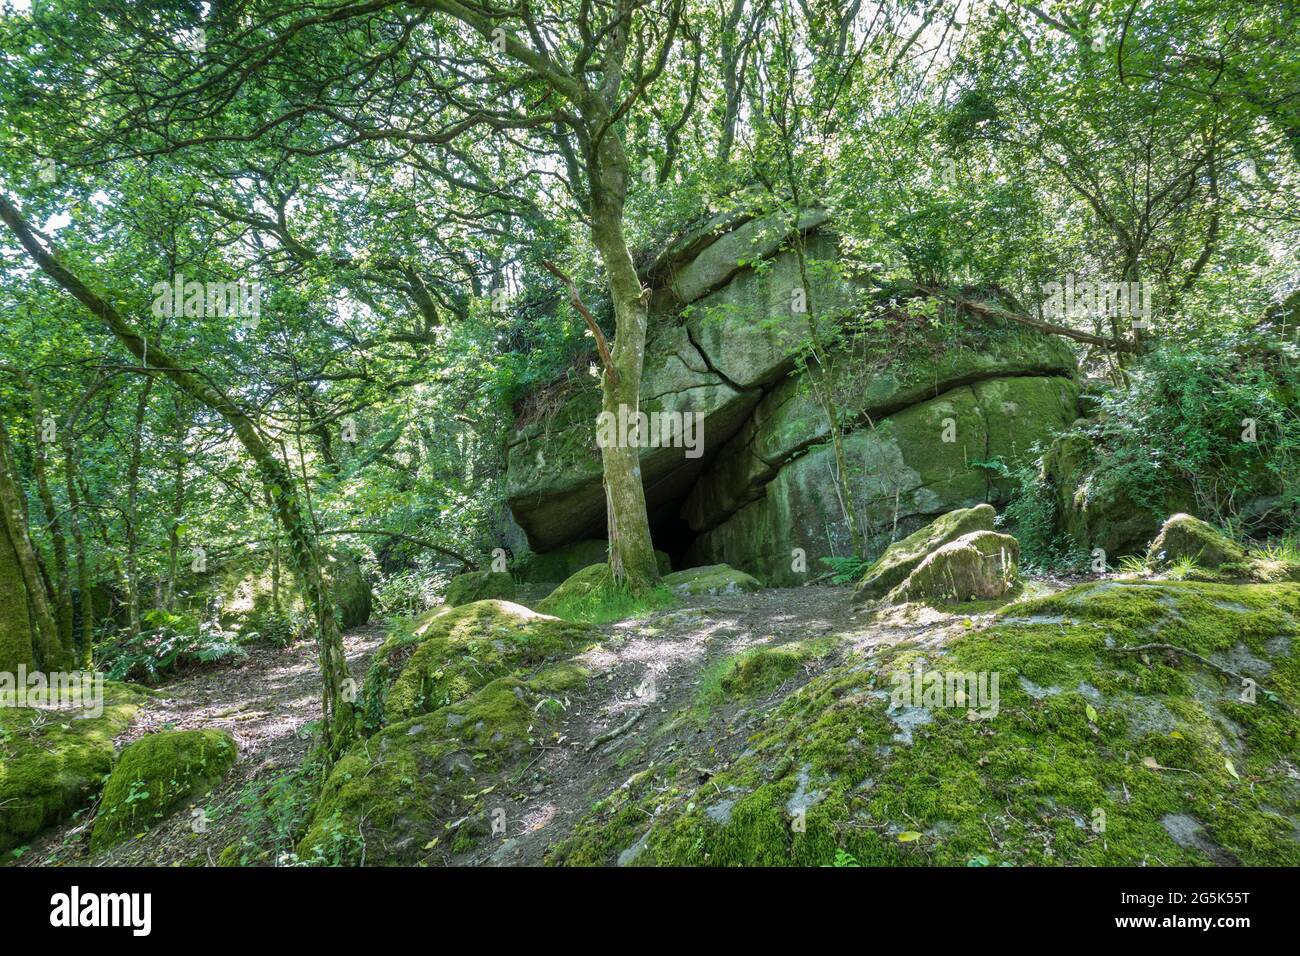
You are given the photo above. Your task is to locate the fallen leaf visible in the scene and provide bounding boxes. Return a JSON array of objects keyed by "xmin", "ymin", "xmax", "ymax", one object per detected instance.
[{"xmin": 897, "ymin": 831, "xmax": 924, "ymax": 843}]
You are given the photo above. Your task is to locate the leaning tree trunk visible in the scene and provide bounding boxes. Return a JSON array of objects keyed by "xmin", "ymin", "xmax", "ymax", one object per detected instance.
[{"xmin": 587, "ymin": 132, "xmax": 661, "ymax": 592}]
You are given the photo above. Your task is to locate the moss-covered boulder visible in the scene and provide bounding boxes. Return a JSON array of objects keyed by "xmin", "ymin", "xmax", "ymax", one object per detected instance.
[
  {"xmin": 0, "ymin": 681, "xmax": 146, "ymax": 852},
  {"xmin": 535, "ymin": 564, "xmax": 616, "ymax": 616},
  {"xmin": 1147, "ymin": 514, "xmax": 1247, "ymax": 571},
  {"xmin": 551, "ymin": 580, "xmax": 1300, "ymax": 866},
  {"xmin": 515, "ymin": 540, "xmax": 672, "ymax": 585},
  {"xmin": 300, "ymin": 664, "xmax": 587, "ymax": 865},
  {"xmin": 444, "ymin": 570, "xmax": 517, "ymax": 607},
  {"xmin": 209, "ymin": 550, "xmax": 371, "ymax": 635},
  {"xmin": 662, "ymin": 564, "xmax": 763, "ymax": 596},
  {"xmin": 90, "ymin": 728, "xmax": 238, "ymax": 851},
  {"xmin": 886, "ymin": 530, "xmax": 1019, "ymax": 605},
  {"xmin": 360, "ymin": 600, "xmax": 597, "ymax": 731},
  {"xmin": 854, "ymin": 504, "xmax": 995, "ymax": 603},
  {"xmin": 1043, "ymin": 430, "xmax": 1190, "ymax": 558}
]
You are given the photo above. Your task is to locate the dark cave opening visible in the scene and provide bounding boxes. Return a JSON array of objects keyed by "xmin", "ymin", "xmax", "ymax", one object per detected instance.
[{"xmin": 650, "ymin": 510, "xmax": 697, "ymax": 572}]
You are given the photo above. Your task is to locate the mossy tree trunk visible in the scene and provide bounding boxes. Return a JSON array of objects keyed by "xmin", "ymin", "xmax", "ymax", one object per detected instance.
[
  {"xmin": 0, "ymin": 416, "xmax": 68, "ymax": 673},
  {"xmin": 586, "ymin": 118, "xmax": 661, "ymax": 593}
]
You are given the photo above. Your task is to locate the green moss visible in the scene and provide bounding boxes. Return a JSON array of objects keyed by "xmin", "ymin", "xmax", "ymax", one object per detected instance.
[
  {"xmin": 661, "ymin": 564, "xmax": 763, "ymax": 596},
  {"xmin": 299, "ymin": 675, "xmax": 565, "ymax": 865},
  {"xmin": 514, "ymin": 542, "xmax": 673, "ymax": 585},
  {"xmin": 885, "ymin": 530, "xmax": 1019, "ymax": 604},
  {"xmin": 90, "ymin": 728, "xmax": 238, "ymax": 851},
  {"xmin": 699, "ymin": 640, "xmax": 834, "ymax": 708},
  {"xmin": 552, "ymin": 580, "xmax": 1300, "ymax": 866},
  {"xmin": 1147, "ymin": 514, "xmax": 1247, "ymax": 571},
  {"xmin": 444, "ymin": 570, "xmax": 517, "ymax": 607},
  {"xmin": 854, "ymin": 504, "xmax": 995, "ymax": 602},
  {"xmin": 536, "ymin": 564, "xmax": 677, "ymax": 623},
  {"xmin": 360, "ymin": 599, "xmax": 598, "ymax": 731},
  {"xmin": 0, "ymin": 681, "xmax": 147, "ymax": 852}
]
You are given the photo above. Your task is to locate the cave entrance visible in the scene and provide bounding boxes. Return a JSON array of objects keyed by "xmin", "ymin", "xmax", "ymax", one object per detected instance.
[{"xmin": 649, "ymin": 510, "xmax": 696, "ymax": 572}]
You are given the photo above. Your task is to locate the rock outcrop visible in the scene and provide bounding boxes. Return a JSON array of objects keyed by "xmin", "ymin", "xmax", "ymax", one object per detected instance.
[
  {"xmin": 551, "ymin": 579, "xmax": 1300, "ymax": 866},
  {"xmin": 854, "ymin": 504, "xmax": 995, "ymax": 602},
  {"xmin": 886, "ymin": 530, "xmax": 1019, "ymax": 604},
  {"xmin": 506, "ymin": 211, "xmax": 1078, "ymax": 584}
]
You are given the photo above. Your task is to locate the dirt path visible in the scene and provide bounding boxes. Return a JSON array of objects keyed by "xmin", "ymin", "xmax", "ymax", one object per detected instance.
[
  {"xmin": 472, "ymin": 585, "xmax": 957, "ymax": 866},
  {"xmin": 20, "ymin": 625, "xmax": 386, "ymax": 866},
  {"xmin": 20, "ymin": 583, "xmax": 1027, "ymax": 867}
]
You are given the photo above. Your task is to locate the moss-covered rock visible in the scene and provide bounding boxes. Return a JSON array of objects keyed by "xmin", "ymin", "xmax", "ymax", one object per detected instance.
[
  {"xmin": 90, "ymin": 728, "xmax": 238, "ymax": 851},
  {"xmin": 514, "ymin": 541, "xmax": 672, "ymax": 585},
  {"xmin": 444, "ymin": 570, "xmax": 517, "ymax": 607},
  {"xmin": 662, "ymin": 564, "xmax": 763, "ymax": 596},
  {"xmin": 551, "ymin": 580, "xmax": 1300, "ymax": 866},
  {"xmin": 209, "ymin": 550, "xmax": 372, "ymax": 634},
  {"xmin": 712, "ymin": 641, "xmax": 831, "ymax": 701},
  {"xmin": 1044, "ymin": 430, "xmax": 1190, "ymax": 558},
  {"xmin": 360, "ymin": 600, "xmax": 597, "ymax": 731},
  {"xmin": 300, "ymin": 665, "xmax": 583, "ymax": 865},
  {"xmin": 886, "ymin": 530, "xmax": 1019, "ymax": 605},
  {"xmin": 535, "ymin": 564, "xmax": 615, "ymax": 616},
  {"xmin": 854, "ymin": 504, "xmax": 995, "ymax": 603},
  {"xmin": 689, "ymin": 377, "xmax": 1076, "ymax": 586},
  {"xmin": 1147, "ymin": 514, "xmax": 1247, "ymax": 571},
  {"xmin": 0, "ymin": 681, "xmax": 146, "ymax": 852}
]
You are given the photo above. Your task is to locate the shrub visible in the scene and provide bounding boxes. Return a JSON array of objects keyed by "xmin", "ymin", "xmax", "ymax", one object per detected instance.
[{"xmin": 98, "ymin": 610, "xmax": 246, "ymax": 683}]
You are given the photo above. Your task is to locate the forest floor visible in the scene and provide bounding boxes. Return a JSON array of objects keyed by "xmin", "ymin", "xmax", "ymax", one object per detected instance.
[
  {"xmin": 16, "ymin": 625, "xmax": 387, "ymax": 867},
  {"xmin": 17, "ymin": 583, "xmax": 1062, "ymax": 867},
  {"xmin": 471, "ymin": 585, "xmax": 973, "ymax": 866}
]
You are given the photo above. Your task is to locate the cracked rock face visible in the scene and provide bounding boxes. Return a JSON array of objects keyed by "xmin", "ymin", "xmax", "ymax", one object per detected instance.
[{"xmin": 506, "ymin": 218, "xmax": 1078, "ymax": 576}]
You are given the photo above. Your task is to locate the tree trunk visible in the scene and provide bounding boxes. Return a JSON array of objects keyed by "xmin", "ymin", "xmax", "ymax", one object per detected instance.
[
  {"xmin": 63, "ymin": 439, "xmax": 94, "ymax": 667},
  {"xmin": 124, "ymin": 378, "xmax": 153, "ymax": 636},
  {"xmin": 586, "ymin": 131, "xmax": 661, "ymax": 592},
  {"xmin": 26, "ymin": 378, "xmax": 75, "ymax": 655},
  {"xmin": 0, "ymin": 416, "xmax": 67, "ymax": 673}
]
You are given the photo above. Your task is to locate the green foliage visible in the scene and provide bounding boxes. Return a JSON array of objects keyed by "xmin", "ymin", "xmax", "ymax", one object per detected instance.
[
  {"xmin": 243, "ymin": 606, "xmax": 309, "ymax": 650},
  {"xmin": 820, "ymin": 555, "xmax": 870, "ymax": 585},
  {"xmin": 218, "ymin": 750, "xmax": 331, "ymax": 867},
  {"xmin": 98, "ymin": 611, "xmax": 246, "ymax": 684},
  {"xmin": 1084, "ymin": 340, "xmax": 1300, "ymax": 535},
  {"xmin": 980, "ymin": 456, "xmax": 1085, "ymax": 573}
]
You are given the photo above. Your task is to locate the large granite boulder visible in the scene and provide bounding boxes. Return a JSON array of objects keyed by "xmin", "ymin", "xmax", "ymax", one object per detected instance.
[
  {"xmin": 884, "ymin": 530, "xmax": 1019, "ymax": 604},
  {"xmin": 505, "ymin": 212, "xmax": 1078, "ymax": 586},
  {"xmin": 853, "ymin": 504, "xmax": 995, "ymax": 603}
]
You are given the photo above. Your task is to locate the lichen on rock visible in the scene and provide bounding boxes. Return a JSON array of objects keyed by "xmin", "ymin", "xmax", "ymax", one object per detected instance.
[{"xmin": 885, "ymin": 530, "xmax": 1019, "ymax": 605}]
